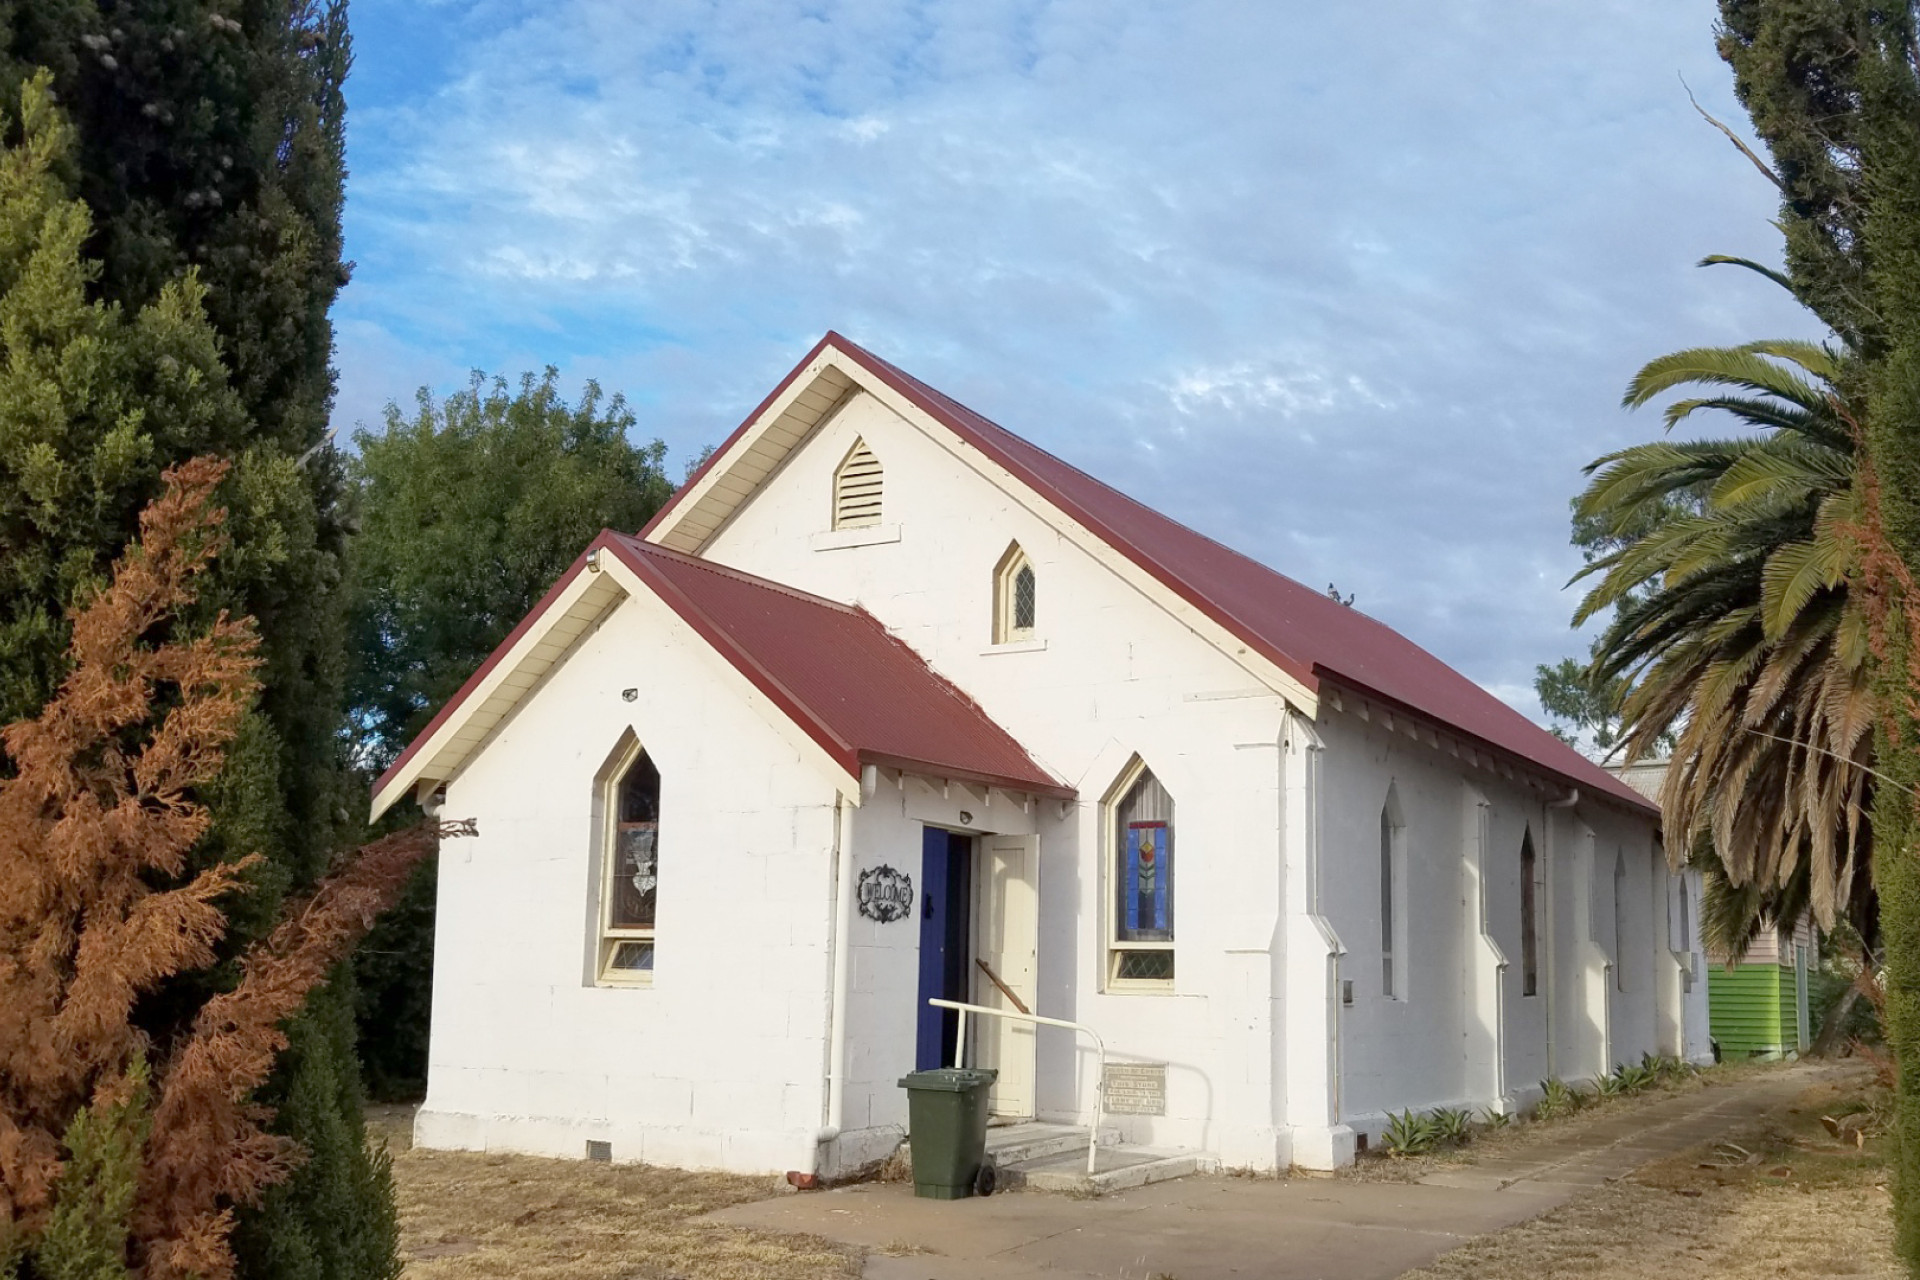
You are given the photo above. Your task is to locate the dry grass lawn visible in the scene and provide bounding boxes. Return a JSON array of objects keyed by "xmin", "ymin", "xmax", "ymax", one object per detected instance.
[
  {"xmin": 1401, "ymin": 1068, "xmax": 1898, "ymax": 1278},
  {"xmin": 372, "ymin": 1065, "xmax": 1897, "ymax": 1280},
  {"xmin": 369, "ymin": 1109, "xmax": 858, "ymax": 1280}
]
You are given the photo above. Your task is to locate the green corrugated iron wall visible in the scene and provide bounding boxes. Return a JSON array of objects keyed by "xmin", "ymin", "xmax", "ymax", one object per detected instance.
[{"xmin": 1708, "ymin": 962, "xmax": 1799, "ymax": 1058}]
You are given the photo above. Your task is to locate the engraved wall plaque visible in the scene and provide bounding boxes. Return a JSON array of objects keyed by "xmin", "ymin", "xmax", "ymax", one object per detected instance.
[{"xmin": 1102, "ymin": 1062, "xmax": 1168, "ymax": 1116}]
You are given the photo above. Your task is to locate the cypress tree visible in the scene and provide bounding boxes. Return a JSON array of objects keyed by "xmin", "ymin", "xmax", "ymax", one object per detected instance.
[
  {"xmin": 1857, "ymin": 18, "xmax": 1920, "ymax": 1270},
  {"xmin": 1717, "ymin": 2, "xmax": 1920, "ymax": 1267},
  {"xmin": 0, "ymin": 5, "xmax": 389, "ymax": 1277}
]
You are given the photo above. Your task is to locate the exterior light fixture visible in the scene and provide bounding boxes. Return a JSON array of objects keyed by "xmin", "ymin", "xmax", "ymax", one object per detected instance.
[{"xmin": 587, "ymin": 547, "xmax": 603, "ymax": 573}]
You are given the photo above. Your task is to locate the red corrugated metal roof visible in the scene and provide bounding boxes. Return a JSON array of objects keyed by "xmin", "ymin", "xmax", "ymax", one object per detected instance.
[
  {"xmin": 652, "ymin": 332, "xmax": 1654, "ymax": 815},
  {"xmin": 371, "ymin": 529, "xmax": 1071, "ymax": 804},
  {"xmin": 604, "ymin": 534, "xmax": 1072, "ymax": 797}
]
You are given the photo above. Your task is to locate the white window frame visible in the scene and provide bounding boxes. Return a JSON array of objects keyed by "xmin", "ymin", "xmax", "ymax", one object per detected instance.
[
  {"xmin": 1104, "ymin": 757, "xmax": 1175, "ymax": 992},
  {"xmin": 597, "ymin": 736, "xmax": 659, "ymax": 986},
  {"xmin": 831, "ymin": 437, "xmax": 883, "ymax": 530},
  {"xmin": 992, "ymin": 542, "xmax": 1037, "ymax": 644}
]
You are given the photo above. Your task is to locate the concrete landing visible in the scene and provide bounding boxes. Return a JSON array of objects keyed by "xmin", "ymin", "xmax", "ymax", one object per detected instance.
[
  {"xmin": 983, "ymin": 1120, "xmax": 1201, "ymax": 1195},
  {"xmin": 1019, "ymin": 1146, "xmax": 1201, "ymax": 1194}
]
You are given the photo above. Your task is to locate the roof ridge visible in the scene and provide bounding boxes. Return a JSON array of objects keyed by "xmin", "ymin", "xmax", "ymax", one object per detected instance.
[
  {"xmin": 612, "ymin": 532, "xmax": 862, "ymax": 615},
  {"xmin": 840, "ymin": 338, "xmax": 1423, "ymax": 654},
  {"xmin": 643, "ymin": 331, "xmax": 1653, "ymax": 815}
]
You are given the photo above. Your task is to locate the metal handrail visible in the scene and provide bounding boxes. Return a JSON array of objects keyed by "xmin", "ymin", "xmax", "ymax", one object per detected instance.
[{"xmin": 928, "ymin": 997, "xmax": 1106, "ymax": 1175}]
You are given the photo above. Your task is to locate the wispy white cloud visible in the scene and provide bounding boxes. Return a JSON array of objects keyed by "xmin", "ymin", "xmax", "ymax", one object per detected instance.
[{"xmin": 337, "ymin": 0, "xmax": 1821, "ymax": 719}]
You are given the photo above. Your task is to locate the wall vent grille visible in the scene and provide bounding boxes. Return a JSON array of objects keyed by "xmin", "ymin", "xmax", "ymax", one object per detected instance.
[{"xmin": 833, "ymin": 438, "xmax": 883, "ymax": 529}]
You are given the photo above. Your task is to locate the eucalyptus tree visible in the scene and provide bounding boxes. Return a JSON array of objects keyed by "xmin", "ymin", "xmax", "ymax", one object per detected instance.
[{"xmin": 345, "ymin": 369, "xmax": 673, "ymax": 1096}]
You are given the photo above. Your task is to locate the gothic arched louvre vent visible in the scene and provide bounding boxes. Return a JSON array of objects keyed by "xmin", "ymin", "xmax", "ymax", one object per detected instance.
[{"xmin": 833, "ymin": 438, "xmax": 883, "ymax": 529}]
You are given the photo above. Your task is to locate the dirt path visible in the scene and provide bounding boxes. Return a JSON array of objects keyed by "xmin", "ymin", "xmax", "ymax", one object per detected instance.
[
  {"xmin": 1410, "ymin": 1064, "xmax": 1815, "ymax": 1194},
  {"xmin": 1402, "ymin": 1061, "xmax": 1894, "ymax": 1279}
]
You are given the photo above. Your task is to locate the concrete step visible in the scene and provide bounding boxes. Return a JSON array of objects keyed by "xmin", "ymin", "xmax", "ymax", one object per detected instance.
[
  {"xmin": 984, "ymin": 1122, "xmax": 1115, "ymax": 1167},
  {"xmin": 1012, "ymin": 1146, "xmax": 1204, "ymax": 1195}
]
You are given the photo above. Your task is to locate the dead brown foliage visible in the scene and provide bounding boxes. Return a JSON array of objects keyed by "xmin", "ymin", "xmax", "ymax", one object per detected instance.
[{"xmin": 0, "ymin": 458, "xmax": 472, "ymax": 1279}]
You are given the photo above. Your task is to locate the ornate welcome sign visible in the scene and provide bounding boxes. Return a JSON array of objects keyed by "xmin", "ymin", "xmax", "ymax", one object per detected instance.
[{"xmin": 857, "ymin": 864, "xmax": 914, "ymax": 923}]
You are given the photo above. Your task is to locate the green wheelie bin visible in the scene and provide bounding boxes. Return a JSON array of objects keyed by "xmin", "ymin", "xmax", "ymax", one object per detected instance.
[{"xmin": 897, "ymin": 1067, "xmax": 998, "ymax": 1199}]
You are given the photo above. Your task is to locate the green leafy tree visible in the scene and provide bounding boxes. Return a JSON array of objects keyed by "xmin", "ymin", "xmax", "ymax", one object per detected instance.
[
  {"xmin": 0, "ymin": 0, "xmax": 383, "ymax": 1269},
  {"xmin": 345, "ymin": 370, "xmax": 672, "ymax": 1096},
  {"xmin": 1534, "ymin": 654, "xmax": 1632, "ymax": 754}
]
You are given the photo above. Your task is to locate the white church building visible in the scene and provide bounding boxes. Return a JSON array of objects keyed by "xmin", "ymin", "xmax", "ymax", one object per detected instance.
[{"xmin": 370, "ymin": 333, "xmax": 1711, "ymax": 1179}]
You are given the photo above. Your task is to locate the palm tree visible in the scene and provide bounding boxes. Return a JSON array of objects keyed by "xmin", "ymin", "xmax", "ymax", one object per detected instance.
[{"xmin": 1572, "ymin": 335, "xmax": 1872, "ymax": 936}]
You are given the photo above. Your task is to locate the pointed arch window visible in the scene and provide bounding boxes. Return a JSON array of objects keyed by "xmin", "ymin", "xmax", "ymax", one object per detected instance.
[
  {"xmin": 1108, "ymin": 761, "xmax": 1175, "ymax": 988},
  {"xmin": 832, "ymin": 437, "xmax": 883, "ymax": 529},
  {"xmin": 599, "ymin": 744, "xmax": 661, "ymax": 983},
  {"xmin": 1520, "ymin": 826, "xmax": 1539, "ymax": 998},
  {"xmin": 1380, "ymin": 789, "xmax": 1406, "ymax": 998},
  {"xmin": 1676, "ymin": 873, "xmax": 1695, "ymax": 991},
  {"xmin": 1612, "ymin": 849, "xmax": 1628, "ymax": 992},
  {"xmin": 993, "ymin": 543, "xmax": 1037, "ymax": 643}
]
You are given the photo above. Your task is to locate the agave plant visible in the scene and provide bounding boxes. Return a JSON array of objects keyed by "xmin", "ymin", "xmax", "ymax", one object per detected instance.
[
  {"xmin": 1381, "ymin": 1109, "xmax": 1438, "ymax": 1157},
  {"xmin": 1536, "ymin": 1077, "xmax": 1583, "ymax": 1121},
  {"xmin": 1430, "ymin": 1107, "xmax": 1474, "ymax": 1145},
  {"xmin": 1610, "ymin": 1062, "xmax": 1656, "ymax": 1095},
  {"xmin": 1481, "ymin": 1106, "xmax": 1513, "ymax": 1130},
  {"xmin": 1573, "ymin": 326, "xmax": 1872, "ymax": 931}
]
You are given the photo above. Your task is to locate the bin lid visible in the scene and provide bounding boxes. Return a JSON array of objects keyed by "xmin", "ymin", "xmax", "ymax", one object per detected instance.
[{"xmin": 896, "ymin": 1068, "xmax": 999, "ymax": 1091}]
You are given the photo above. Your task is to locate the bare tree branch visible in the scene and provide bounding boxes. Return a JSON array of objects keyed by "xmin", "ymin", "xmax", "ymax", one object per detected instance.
[{"xmin": 1681, "ymin": 73, "xmax": 1787, "ymax": 193}]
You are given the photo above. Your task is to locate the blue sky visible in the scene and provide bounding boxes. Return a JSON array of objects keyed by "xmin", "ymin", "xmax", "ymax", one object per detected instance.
[{"xmin": 335, "ymin": 0, "xmax": 1819, "ymax": 722}]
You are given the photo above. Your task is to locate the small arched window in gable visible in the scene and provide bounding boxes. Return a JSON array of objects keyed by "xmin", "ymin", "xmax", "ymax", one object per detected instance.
[
  {"xmin": 993, "ymin": 543, "xmax": 1037, "ymax": 644},
  {"xmin": 599, "ymin": 745, "xmax": 661, "ymax": 983},
  {"xmin": 833, "ymin": 437, "xmax": 884, "ymax": 529}
]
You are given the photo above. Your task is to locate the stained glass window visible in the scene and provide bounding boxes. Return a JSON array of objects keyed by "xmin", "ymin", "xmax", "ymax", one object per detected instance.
[
  {"xmin": 610, "ymin": 752, "xmax": 659, "ymax": 930},
  {"xmin": 1110, "ymin": 765, "xmax": 1174, "ymax": 985},
  {"xmin": 600, "ymin": 747, "xmax": 661, "ymax": 983}
]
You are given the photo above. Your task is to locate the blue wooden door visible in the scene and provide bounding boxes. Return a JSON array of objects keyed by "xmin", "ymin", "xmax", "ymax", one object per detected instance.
[{"xmin": 915, "ymin": 828, "xmax": 972, "ymax": 1069}]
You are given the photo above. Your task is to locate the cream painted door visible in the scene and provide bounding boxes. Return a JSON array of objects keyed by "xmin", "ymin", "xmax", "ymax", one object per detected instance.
[{"xmin": 974, "ymin": 834, "xmax": 1040, "ymax": 1118}]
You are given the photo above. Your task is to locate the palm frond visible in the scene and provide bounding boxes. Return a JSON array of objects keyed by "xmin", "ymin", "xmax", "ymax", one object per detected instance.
[
  {"xmin": 1698, "ymin": 253, "xmax": 1797, "ymax": 297},
  {"xmin": 1625, "ymin": 346, "xmax": 1832, "ymax": 416},
  {"xmin": 1575, "ymin": 318, "xmax": 1869, "ymax": 933}
]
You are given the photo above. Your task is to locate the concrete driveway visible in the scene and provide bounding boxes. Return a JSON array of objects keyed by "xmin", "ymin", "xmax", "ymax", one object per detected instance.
[
  {"xmin": 716, "ymin": 1172, "xmax": 1569, "ymax": 1280},
  {"xmin": 705, "ymin": 1066, "xmax": 1817, "ymax": 1280}
]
